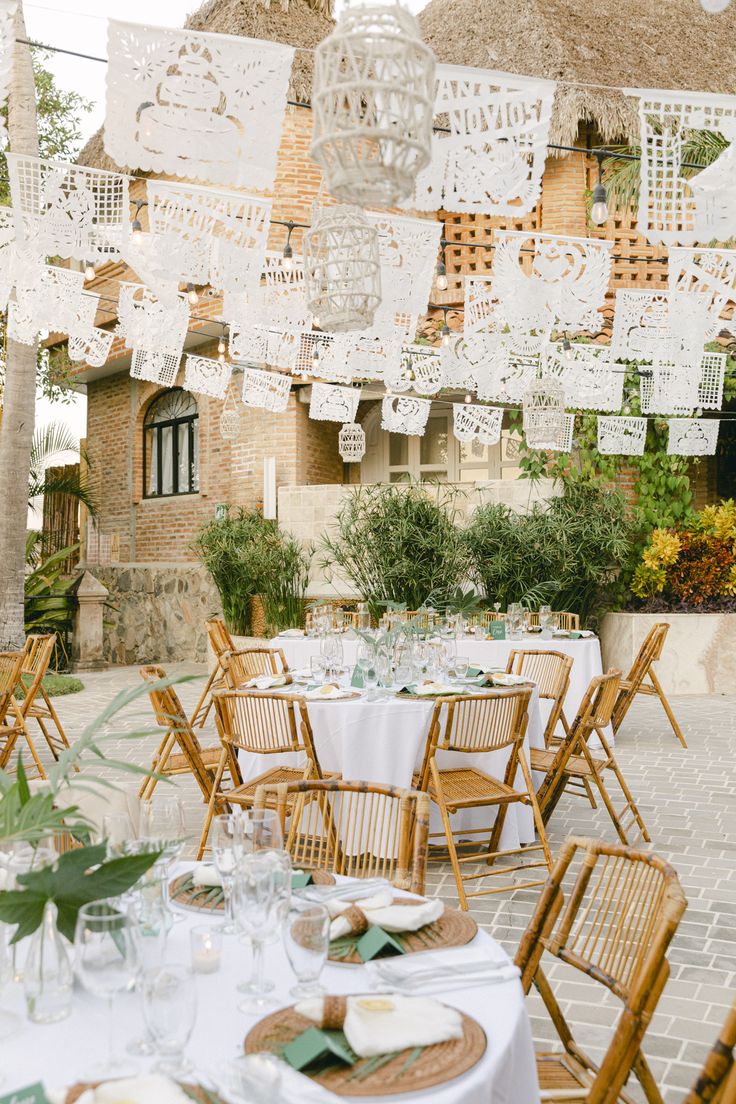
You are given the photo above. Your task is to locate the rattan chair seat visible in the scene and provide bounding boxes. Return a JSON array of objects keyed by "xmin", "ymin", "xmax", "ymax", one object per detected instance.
[
  {"xmin": 164, "ymin": 747, "xmax": 222, "ymax": 774},
  {"xmin": 535, "ymin": 1052, "xmax": 592, "ymax": 1100},
  {"xmin": 225, "ymin": 766, "xmax": 339, "ymax": 809},
  {"xmin": 425, "ymin": 767, "xmax": 524, "ymax": 809},
  {"xmin": 530, "ymin": 748, "xmax": 606, "ymax": 779}
]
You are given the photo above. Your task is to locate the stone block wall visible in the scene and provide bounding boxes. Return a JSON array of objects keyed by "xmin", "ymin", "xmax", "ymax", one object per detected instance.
[{"xmin": 88, "ymin": 563, "xmax": 221, "ymax": 664}]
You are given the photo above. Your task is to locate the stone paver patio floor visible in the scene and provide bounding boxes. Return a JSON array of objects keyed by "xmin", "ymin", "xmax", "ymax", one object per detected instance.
[{"xmin": 29, "ymin": 664, "xmax": 736, "ymax": 1103}]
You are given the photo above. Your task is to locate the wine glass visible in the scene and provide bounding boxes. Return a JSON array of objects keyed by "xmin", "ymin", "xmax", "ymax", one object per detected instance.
[
  {"xmin": 233, "ymin": 852, "xmax": 281, "ymax": 1014},
  {"xmin": 142, "ymin": 963, "xmax": 197, "ymax": 1076},
  {"xmin": 74, "ymin": 902, "xmax": 140, "ymax": 1076},
  {"xmin": 102, "ymin": 812, "xmax": 134, "ymax": 859},
  {"xmin": 310, "ymin": 654, "xmax": 327, "ymax": 686},
  {"xmin": 454, "ymin": 655, "xmax": 470, "ymax": 682},
  {"xmin": 211, "ymin": 814, "xmax": 244, "ymax": 935},
  {"xmin": 283, "ymin": 903, "xmax": 329, "ymax": 998},
  {"xmin": 242, "ymin": 808, "xmax": 284, "ymax": 855},
  {"xmin": 139, "ymin": 796, "xmax": 186, "ymax": 923},
  {"xmin": 126, "ymin": 895, "xmax": 169, "ymax": 1057},
  {"xmin": 374, "ymin": 653, "xmax": 391, "ymax": 697}
]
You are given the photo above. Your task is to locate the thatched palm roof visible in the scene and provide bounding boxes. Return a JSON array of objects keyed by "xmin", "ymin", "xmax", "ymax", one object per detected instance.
[
  {"xmin": 418, "ymin": 0, "xmax": 736, "ymax": 147},
  {"xmin": 78, "ymin": 0, "xmax": 334, "ymax": 171}
]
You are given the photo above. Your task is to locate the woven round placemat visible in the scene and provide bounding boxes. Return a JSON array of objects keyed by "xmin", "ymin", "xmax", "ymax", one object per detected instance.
[
  {"xmin": 170, "ymin": 869, "xmax": 336, "ymax": 912},
  {"xmin": 66, "ymin": 1084, "xmax": 220, "ymax": 1104},
  {"xmin": 328, "ymin": 900, "xmax": 478, "ymax": 964},
  {"xmin": 244, "ymin": 1000, "xmax": 486, "ymax": 1096}
]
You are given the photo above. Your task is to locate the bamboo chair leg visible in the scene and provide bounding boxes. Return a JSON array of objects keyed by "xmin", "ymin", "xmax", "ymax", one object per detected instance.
[
  {"xmin": 430, "ymin": 761, "xmax": 469, "ymax": 911},
  {"xmin": 190, "ymin": 666, "xmax": 219, "ymax": 729},
  {"xmin": 582, "ymin": 777, "xmax": 598, "ymax": 809},
  {"xmin": 35, "ymin": 714, "xmax": 57, "ymax": 759},
  {"xmin": 197, "ymin": 749, "xmax": 228, "ymax": 860},
  {"xmin": 138, "ymin": 732, "xmax": 176, "ymax": 800},
  {"xmin": 586, "ymin": 757, "xmax": 631, "ymax": 846},
  {"xmin": 22, "ymin": 728, "xmax": 46, "ymax": 780},
  {"xmin": 41, "ymin": 686, "xmax": 71, "ymax": 750},
  {"xmin": 593, "ymin": 727, "xmax": 651, "ymax": 844},
  {"xmin": 648, "ymin": 669, "xmax": 687, "ymax": 749},
  {"xmin": 485, "ymin": 801, "xmax": 511, "ymax": 866},
  {"xmin": 518, "ymin": 754, "xmax": 553, "ymax": 872}
]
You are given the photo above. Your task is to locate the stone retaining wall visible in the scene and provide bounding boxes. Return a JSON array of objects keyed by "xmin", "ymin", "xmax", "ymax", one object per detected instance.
[{"xmin": 86, "ymin": 562, "xmax": 221, "ymax": 664}]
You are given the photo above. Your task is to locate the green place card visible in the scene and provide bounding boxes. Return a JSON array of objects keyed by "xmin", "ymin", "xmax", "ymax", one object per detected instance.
[
  {"xmin": 570, "ymin": 631, "xmax": 582, "ymax": 640},
  {"xmin": 350, "ymin": 666, "xmax": 364, "ymax": 688},
  {"xmin": 490, "ymin": 620, "xmax": 506, "ymax": 640},
  {"xmin": 0, "ymin": 1086, "xmax": 50, "ymax": 1104},
  {"xmin": 468, "ymin": 665, "xmax": 483, "ymax": 677},
  {"xmin": 357, "ymin": 924, "xmax": 406, "ymax": 962},
  {"xmin": 283, "ymin": 1027, "xmax": 356, "ymax": 1071},
  {"xmin": 291, "ymin": 872, "xmax": 314, "ymax": 889}
]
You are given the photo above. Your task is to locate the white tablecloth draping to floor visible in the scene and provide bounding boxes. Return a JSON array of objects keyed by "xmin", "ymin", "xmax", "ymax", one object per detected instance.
[
  {"xmin": 1, "ymin": 869, "xmax": 540, "ymax": 1104},
  {"xmin": 269, "ymin": 634, "xmax": 611, "ymax": 741},
  {"xmin": 238, "ymin": 686, "xmax": 545, "ymax": 849}
]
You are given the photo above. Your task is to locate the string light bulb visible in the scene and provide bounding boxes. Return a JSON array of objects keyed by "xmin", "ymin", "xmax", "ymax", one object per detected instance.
[
  {"xmin": 464, "ymin": 393, "xmax": 472, "ymax": 404},
  {"xmin": 186, "ymin": 282, "xmax": 199, "ymax": 306},
  {"xmin": 130, "ymin": 200, "xmax": 145, "ymax": 245},
  {"xmin": 312, "ymin": 315, "xmax": 321, "ymax": 329},
  {"xmin": 562, "ymin": 337, "xmax": 573, "ymax": 361},
  {"xmin": 283, "ymin": 221, "xmax": 295, "ymax": 272},
  {"xmin": 591, "ymin": 153, "xmax": 609, "ymax": 226},
  {"xmin": 218, "ymin": 325, "xmax": 227, "ymax": 361},
  {"xmin": 435, "ymin": 257, "xmax": 448, "ymax": 292},
  {"xmin": 84, "ymin": 260, "xmax": 95, "ymax": 282},
  {"xmin": 311, "ymin": 342, "xmax": 321, "ymax": 371},
  {"xmin": 441, "ymin": 323, "xmax": 451, "ymax": 347}
]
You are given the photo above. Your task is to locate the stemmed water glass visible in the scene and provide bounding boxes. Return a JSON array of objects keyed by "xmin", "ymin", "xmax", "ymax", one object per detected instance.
[
  {"xmin": 454, "ymin": 655, "xmax": 470, "ymax": 683},
  {"xmin": 74, "ymin": 902, "xmax": 140, "ymax": 1076},
  {"xmin": 283, "ymin": 903, "xmax": 330, "ymax": 998},
  {"xmin": 241, "ymin": 808, "xmax": 284, "ymax": 855},
  {"xmin": 211, "ymin": 813, "xmax": 244, "ymax": 935},
  {"xmin": 142, "ymin": 963, "xmax": 197, "ymax": 1076},
  {"xmin": 139, "ymin": 796, "xmax": 186, "ymax": 923},
  {"xmin": 126, "ymin": 895, "xmax": 169, "ymax": 1057},
  {"xmin": 356, "ymin": 642, "xmax": 377, "ymax": 698},
  {"xmin": 233, "ymin": 852, "xmax": 282, "ymax": 1014}
]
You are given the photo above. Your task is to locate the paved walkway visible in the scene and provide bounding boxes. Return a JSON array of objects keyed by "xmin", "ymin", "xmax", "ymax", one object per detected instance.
[{"xmin": 30, "ymin": 665, "xmax": 736, "ymax": 1102}]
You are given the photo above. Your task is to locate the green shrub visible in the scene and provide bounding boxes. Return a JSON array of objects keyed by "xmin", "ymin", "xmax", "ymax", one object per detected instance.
[
  {"xmin": 194, "ymin": 508, "xmax": 312, "ymax": 636},
  {"xmin": 465, "ymin": 483, "xmax": 634, "ymax": 625},
  {"xmin": 319, "ymin": 483, "xmax": 470, "ymax": 621}
]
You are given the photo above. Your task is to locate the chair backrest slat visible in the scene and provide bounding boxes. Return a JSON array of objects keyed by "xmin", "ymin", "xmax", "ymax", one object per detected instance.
[
  {"xmin": 222, "ymin": 647, "xmax": 289, "ymax": 688},
  {"xmin": 0, "ymin": 651, "xmax": 24, "ymax": 726},
  {"xmin": 140, "ymin": 665, "xmax": 213, "ymax": 800},
  {"xmin": 254, "ymin": 779, "xmax": 430, "ymax": 894},
  {"xmin": 206, "ymin": 618, "xmax": 235, "ymax": 660},
  {"xmin": 16, "ymin": 635, "xmax": 55, "ymax": 719},
  {"xmin": 214, "ymin": 689, "xmax": 321, "ymax": 772}
]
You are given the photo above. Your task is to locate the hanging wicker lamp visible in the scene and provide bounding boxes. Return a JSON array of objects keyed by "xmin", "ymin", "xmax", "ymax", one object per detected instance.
[
  {"xmin": 303, "ymin": 205, "xmax": 382, "ymax": 332},
  {"xmin": 338, "ymin": 421, "xmax": 366, "ymax": 461},
  {"xmin": 522, "ymin": 375, "xmax": 566, "ymax": 449},
  {"xmin": 310, "ymin": 4, "xmax": 436, "ymax": 206}
]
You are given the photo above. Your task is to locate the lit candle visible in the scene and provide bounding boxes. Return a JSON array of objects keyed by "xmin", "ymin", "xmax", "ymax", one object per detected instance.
[{"xmin": 190, "ymin": 925, "xmax": 222, "ymax": 974}]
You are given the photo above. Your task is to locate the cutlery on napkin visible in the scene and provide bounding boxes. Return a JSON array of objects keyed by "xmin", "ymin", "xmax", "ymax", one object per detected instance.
[
  {"xmin": 299, "ymin": 878, "xmax": 393, "ymax": 903},
  {"xmin": 246, "ymin": 673, "xmax": 289, "ymax": 689},
  {"xmin": 304, "ymin": 683, "xmax": 351, "ymax": 700},
  {"xmin": 367, "ymin": 946, "xmax": 520, "ymax": 995},
  {"xmin": 295, "ymin": 994, "xmax": 463, "ymax": 1059}
]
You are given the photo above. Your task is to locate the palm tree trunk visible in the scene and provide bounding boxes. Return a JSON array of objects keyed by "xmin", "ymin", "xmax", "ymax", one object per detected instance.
[{"xmin": 0, "ymin": 3, "xmax": 40, "ymax": 649}]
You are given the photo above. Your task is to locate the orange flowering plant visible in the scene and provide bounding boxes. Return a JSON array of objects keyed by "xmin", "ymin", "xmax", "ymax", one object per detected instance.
[{"xmin": 632, "ymin": 501, "xmax": 736, "ymax": 606}]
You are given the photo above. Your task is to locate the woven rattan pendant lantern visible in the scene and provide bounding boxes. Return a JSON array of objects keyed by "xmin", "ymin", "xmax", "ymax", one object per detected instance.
[
  {"xmin": 310, "ymin": 4, "xmax": 435, "ymax": 206},
  {"xmin": 338, "ymin": 421, "xmax": 366, "ymax": 462},
  {"xmin": 219, "ymin": 385, "xmax": 241, "ymax": 440},
  {"xmin": 304, "ymin": 205, "xmax": 382, "ymax": 332},
  {"xmin": 522, "ymin": 375, "xmax": 566, "ymax": 449}
]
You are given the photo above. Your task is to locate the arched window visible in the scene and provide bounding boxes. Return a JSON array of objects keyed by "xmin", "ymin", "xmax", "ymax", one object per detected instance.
[{"xmin": 143, "ymin": 389, "xmax": 199, "ymax": 498}]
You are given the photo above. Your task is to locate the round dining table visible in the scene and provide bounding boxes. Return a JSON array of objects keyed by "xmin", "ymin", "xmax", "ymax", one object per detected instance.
[
  {"xmin": 238, "ymin": 683, "xmax": 546, "ymax": 850},
  {"xmin": 0, "ymin": 866, "xmax": 541, "ymax": 1104},
  {"xmin": 269, "ymin": 632, "xmax": 607, "ymax": 731}
]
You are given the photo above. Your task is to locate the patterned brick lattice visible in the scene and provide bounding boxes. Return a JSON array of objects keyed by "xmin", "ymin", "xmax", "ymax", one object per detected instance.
[{"xmin": 39, "ymin": 669, "xmax": 736, "ymax": 1104}]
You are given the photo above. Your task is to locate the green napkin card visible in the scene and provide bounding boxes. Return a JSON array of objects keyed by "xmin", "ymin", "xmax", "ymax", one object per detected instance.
[
  {"xmin": 283, "ymin": 1027, "xmax": 356, "ymax": 1071},
  {"xmin": 570, "ymin": 631, "xmax": 582, "ymax": 640},
  {"xmin": 0, "ymin": 1085, "xmax": 50, "ymax": 1104},
  {"xmin": 357, "ymin": 924, "xmax": 406, "ymax": 961},
  {"xmin": 350, "ymin": 666, "xmax": 364, "ymax": 688},
  {"xmin": 490, "ymin": 620, "xmax": 506, "ymax": 640},
  {"xmin": 291, "ymin": 872, "xmax": 314, "ymax": 889},
  {"xmin": 468, "ymin": 665, "xmax": 483, "ymax": 677}
]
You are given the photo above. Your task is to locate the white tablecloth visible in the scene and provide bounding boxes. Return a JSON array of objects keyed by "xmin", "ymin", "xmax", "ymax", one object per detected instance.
[
  {"xmin": 270, "ymin": 634, "xmax": 608, "ymax": 739},
  {"xmin": 1, "ymin": 871, "xmax": 540, "ymax": 1104},
  {"xmin": 240, "ymin": 686, "xmax": 545, "ymax": 849}
]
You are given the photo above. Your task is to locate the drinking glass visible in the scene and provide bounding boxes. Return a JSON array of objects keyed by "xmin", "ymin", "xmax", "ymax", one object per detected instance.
[
  {"xmin": 310, "ymin": 654, "xmax": 327, "ymax": 686},
  {"xmin": 375, "ymin": 654, "xmax": 391, "ymax": 696},
  {"xmin": 233, "ymin": 852, "xmax": 281, "ymax": 1013},
  {"xmin": 507, "ymin": 603, "xmax": 524, "ymax": 640},
  {"xmin": 211, "ymin": 813, "xmax": 244, "ymax": 935},
  {"xmin": 356, "ymin": 643, "xmax": 377, "ymax": 698},
  {"xmin": 139, "ymin": 796, "xmax": 186, "ymax": 923},
  {"xmin": 102, "ymin": 812, "xmax": 134, "ymax": 859},
  {"xmin": 74, "ymin": 902, "xmax": 140, "ymax": 1075},
  {"xmin": 126, "ymin": 896, "xmax": 169, "ymax": 1057},
  {"xmin": 283, "ymin": 904, "xmax": 329, "ymax": 998},
  {"xmin": 241, "ymin": 808, "xmax": 284, "ymax": 855},
  {"xmin": 142, "ymin": 964, "xmax": 197, "ymax": 1077},
  {"xmin": 539, "ymin": 605, "xmax": 553, "ymax": 639},
  {"xmin": 454, "ymin": 656, "xmax": 470, "ymax": 682}
]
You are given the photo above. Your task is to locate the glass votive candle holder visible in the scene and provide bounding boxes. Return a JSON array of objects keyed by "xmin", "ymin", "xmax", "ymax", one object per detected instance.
[
  {"xmin": 190, "ymin": 925, "xmax": 222, "ymax": 975},
  {"xmin": 230, "ymin": 1053, "xmax": 283, "ymax": 1104}
]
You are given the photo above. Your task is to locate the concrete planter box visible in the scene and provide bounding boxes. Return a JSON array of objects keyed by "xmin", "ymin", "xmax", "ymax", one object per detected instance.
[{"xmin": 600, "ymin": 611, "xmax": 736, "ymax": 695}]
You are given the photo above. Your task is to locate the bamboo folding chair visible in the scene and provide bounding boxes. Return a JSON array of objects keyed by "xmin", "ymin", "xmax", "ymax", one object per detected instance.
[
  {"xmin": 527, "ymin": 611, "xmax": 580, "ymax": 631},
  {"xmin": 221, "ymin": 646, "xmax": 290, "ymax": 689},
  {"xmin": 19, "ymin": 634, "xmax": 72, "ymax": 762},
  {"xmin": 139, "ymin": 665, "xmax": 233, "ymax": 804},
  {"xmin": 414, "ymin": 688, "xmax": 553, "ymax": 910},
  {"xmin": 190, "ymin": 617, "xmax": 235, "ymax": 729},
  {"xmin": 0, "ymin": 651, "xmax": 26, "ymax": 772},
  {"xmin": 1, "ymin": 634, "xmax": 57, "ymax": 778},
  {"xmin": 515, "ymin": 835, "xmax": 687, "ymax": 1104},
  {"xmin": 508, "ymin": 648, "xmax": 596, "ymax": 810},
  {"xmin": 684, "ymin": 1000, "xmax": 736, "ymax": 1104},
  {"xmin": 612, "ymin": 623, "xmax": 687, "ymax": 749},
  {"xmin": 531, "ymin": 670, "xmax": 651, "ymax": 846},
  {"xmin": 197, "ymin": 689, "xmax": 328, "ymax": 859},
  {"xmin": 254, "ymin": 779, "xmax": 430, "ymax": 895}
]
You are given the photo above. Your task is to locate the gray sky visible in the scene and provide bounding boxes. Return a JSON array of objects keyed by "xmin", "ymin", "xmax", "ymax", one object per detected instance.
[{"xmin": 24, "ymin": 0, "xmax": 425, "ymax": 441}]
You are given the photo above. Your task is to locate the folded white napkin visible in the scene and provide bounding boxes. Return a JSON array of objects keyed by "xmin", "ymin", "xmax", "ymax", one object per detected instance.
[
  {"xmin": 305, "ymin": 683, "xmax": 350, "ymax": 700},
  {"xmin": 296, "ymin": 995, "xmax": 463, "ymax": 1059},
  {"xmin": 247, "ymin": 673, "xmax": 287, "ymax": 689},
  {"xmin": 74, "ymin": 1076, "xmax": 191, "ymax": 1104},
  {"xmin": 327, "ymin": 889, "xmax": 444, "ymax": 940},
  {"xmin": 279, "ymin": 629, "xmax": 305, "ymax": 638},
  {"xmin": 191, "ymin": 862, "xmax": 222, "ymax": 888},
  {"xmin": 492, "ymin": 673, "xmax": 530, "ymax": 686},
  {"xmin": 366, "ymin": 946, "xmax": 519, "ymax": 995},
  {"xmin": 410, "ymin": 681, "xmax": 457, "ymax": 696},
  {"xmin": 578, "ymin": 629, "xmax": 595, "ymax": 638}
]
